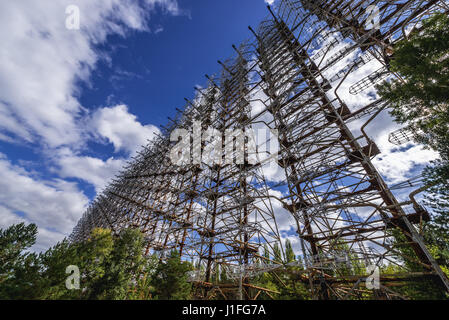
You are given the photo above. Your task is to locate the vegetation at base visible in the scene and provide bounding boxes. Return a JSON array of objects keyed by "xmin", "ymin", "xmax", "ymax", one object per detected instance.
[
  {"xmin": 251, "ymin": 239, "xmax": 310, "ymax": 300},
  {"xmin": 386, "ymin": 229, "xmax": 448, "ymax": 300},
  {"xmin": 151, "ymin": 250, "xmax": 193, "ymax": 300},
  {"xmin": 0, "ymin": 223, "xmax": 192, "ymax": 300},
  {"xmin": 1, "ymin": 222, "xmax": 448, "ymax": 300}
]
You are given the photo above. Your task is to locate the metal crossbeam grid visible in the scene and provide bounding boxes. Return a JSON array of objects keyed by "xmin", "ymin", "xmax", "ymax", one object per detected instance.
[{"xmin": 70, "ymin": 0, "xmax": 449, "ymax": 299}]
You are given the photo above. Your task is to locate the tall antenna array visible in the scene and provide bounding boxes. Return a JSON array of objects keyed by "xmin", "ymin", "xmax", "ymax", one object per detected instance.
[{"xmin": 70, "ymin": 0, "xmax": 449, "ymax": 299}]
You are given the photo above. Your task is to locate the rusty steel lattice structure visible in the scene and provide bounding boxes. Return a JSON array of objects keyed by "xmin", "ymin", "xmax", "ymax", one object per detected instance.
[{"xmin": 70, "ymin": 0, "xmax": 449, "ymax": 299}]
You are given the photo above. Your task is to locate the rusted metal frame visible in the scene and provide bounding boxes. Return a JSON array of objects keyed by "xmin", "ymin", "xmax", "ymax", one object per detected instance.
[
  {"xmin": 178, "ymin": 104, "xmax": 217, "ymax": 256},
  {"xmin": 382, "ymin": 0, "xmax": 440, "ymax": 39},
  {"xmin": 159, "ymin": 173, "xmax": 191, "ymax": 257},
  {"xmin": 302, "ymin": 0, "xmax": 388, "ymax": 49},
  {"xmin": 108, "ymin": 190, "xmax": 192, "ymax": 236},
  {"xmin": 200, "ymin": 135, "xmax": 226, "ymax": 286},
  {"xmin": 256, "ymin": 29, "xmax": 320, "ymax": 297},
  {"xmin": 179, "ymin": 174, "xmax": 201, "ymax": 256},
  {"xmin": 346, "ymin": 232, "xmax": 440, "ymax": 272},
  {"xmin": 69, "ymin": 0, "xmax": 449, "ymax": 299},
  {"xmin": 313, "ymin": 60, "xmax": 437, "ymax": 274},
  {"xmin": 307, "ymin": 0, "xmax": 449, "ymax": 289},
  {"xmin": 201, "ymin": 106, "xmax": 228, "ymax": 293},
  {"xmin": 309, "ymin": 168, "xmax": 377, "ymax": 198},
  {"xmin": 271, "ymin": 4, "xmax": 435, "ymax": 295}
]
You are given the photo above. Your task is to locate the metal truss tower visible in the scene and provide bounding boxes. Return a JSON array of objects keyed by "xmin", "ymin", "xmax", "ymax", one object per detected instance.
[{"xmin": 70, "ymin": 0, "xmax": 449, "ymax": 299}]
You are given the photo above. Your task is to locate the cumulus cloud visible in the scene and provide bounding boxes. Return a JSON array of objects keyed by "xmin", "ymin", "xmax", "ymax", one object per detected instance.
[
  {"xmin": 0, "ymin": 205, "xmax": 25, "ymax": 229},
  {"xmin": 0, "ymin": 154, "xmax": 89, "ymax": 249},
  {"xmin": 55, "ymin": 148, "xmax": 126, "ymax": 193},
  {"xmin": 372, "ymin": 138, "xmax": 439, "ymax": 184},
  {"xmin": 90, "ymin": 104, "xmax": 160, "ymax": 155},
  {"xmin": 0, "ymin": 0, "xmax": 179, "ymax": 148}
]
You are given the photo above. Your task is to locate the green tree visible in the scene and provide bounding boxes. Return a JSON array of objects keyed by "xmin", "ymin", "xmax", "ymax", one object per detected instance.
[
  {"xmin": 0, "ymin": 222, "xmax": 37, "ymax": 281},
  {"xmin": 0, "ymin": 223, "xmax": 41, "ymax": 299},
  {"xmin": 422, "ymin": 164, "xmax": 449, "ymax": 274},
  {"xmin": 150, "ymin": 250, "xmax": 193, "ymax": 300},
  {"xmin": 253, "ymin": 240, "xmax": 311, "ymax": 300},
  {"xmin": 86, "ymin": 228, "xmax": 148, "ymax": 299},
  {"xmin": 128, "ymin": 254, "xmax": 159, "ymax": 300},
  {"xmin": 376, "ymin": 13, "xmax": 449, "ymax": 186},
  {"xmin": 263, "ymin": 244, "xmax": 270, "ymax": 261},
  {"xmin": 377, "ymin": 12, "xmax": 449, "ymax": 299},
  {"xmin": 0, "ymin": 224, "xmax": 163, "ymax": 300},
  {"xmin": 272, "ymin": 243, "xmax": 282, "ymax": 263},
  {"xmin": 284, "ymin": 239, "xmax": 296, "ymax": 263},
  {"xmin": 37, "ymin": 239, "xmax": 82, "ymax": 299},
  {"xmin": 389, "ymin": 229, "xmax": 447, "ymax": 299}
]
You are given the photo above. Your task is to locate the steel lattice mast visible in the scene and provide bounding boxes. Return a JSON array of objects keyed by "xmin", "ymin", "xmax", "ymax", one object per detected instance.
[{"xmin": 70, "ymin": 0, "xmax": 449, "ymax": 299}]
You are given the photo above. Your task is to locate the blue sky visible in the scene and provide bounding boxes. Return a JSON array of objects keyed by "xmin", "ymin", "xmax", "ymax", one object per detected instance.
[
  {"xmin": 0, "ymin": 0, "xmax": 437, "ymax": 251},
  {"xmin": 79, "ymin": 0, "xmax": 271, "ymax": 127}
]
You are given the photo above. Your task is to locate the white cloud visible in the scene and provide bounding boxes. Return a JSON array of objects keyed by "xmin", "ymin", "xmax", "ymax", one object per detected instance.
[
  {"xmin": 90, "ymin": 104, "xmax": 160, "ymax": 155},
  {"xmin": 373, "ymin": 140, "xmax": 438, "ymax": 184},
  {"xmin": 154, "ymin": 26, "xmax": 164, "ymax": 34},
  {"xmin": 265, "ymin": 0, "xmax": 276, "ymax": 5},
  {"xmin": 55, "ymin": 148, "xmax": 126, "ymax": 193},
  {"xmin": 32, "ymin": 227, "xmax": 68, "ymax": 252},
  {"xmin": 0, "ymin": 0, "xmax": 178, "ymax": 148},
  {"xmin": 0, "ymin": 154, "xmax": 89, "ymax": 249},
  {"xmin": 0, "ymin": 205, "xmax": 25, "ymax": 229}
]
